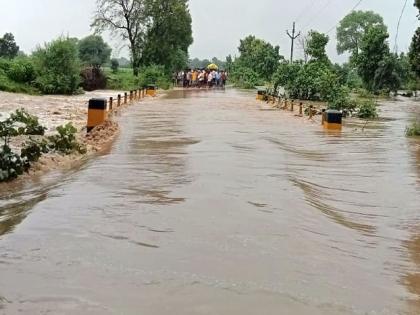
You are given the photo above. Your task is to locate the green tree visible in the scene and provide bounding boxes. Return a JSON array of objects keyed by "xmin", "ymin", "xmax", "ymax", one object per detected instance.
[
  {"xmin": 409, "ymin": 27, "xmax": 420, "ymax": 78},
  {"xmin": 92, "ymin": 0, "xmax": 148, "ymax": 76},
  {"xmin": 305, "ymin": 31, "xmax": 330, "ymax": 64},
  {"xmin": 32, "ymin": 37, "xmax": 81, "ymax": 94},
  {"xmin": 0, "ymin": 33, "xmax": 19, "ymax": 59},
  {"xmin": 336, "ymin": 11, "xmax": 386, "ymax": 60},
  {"xmin": 356, "ymin": 26, "xmax": 390, "ymax": 92},
  {"xmin": 141, "ymin": 0, "xmax": 193, "ymax": 72},
  {"xmin": 416, "ymin": 0, "xmax": 420, "ymax": 13},
  {"xmin": 78, "ymin": 35, "xmax": 111, "ymax": 68},
  {"xmin": 235, "ymin": 35, "xmax": 282, "ymax": 81},
  {"xmin": 111, "ymin": 58, "xmax": 119, "ymax": 73},
  {"xmin": 373, "ymin": 54, "xmax": 401, "ymax": 93}
]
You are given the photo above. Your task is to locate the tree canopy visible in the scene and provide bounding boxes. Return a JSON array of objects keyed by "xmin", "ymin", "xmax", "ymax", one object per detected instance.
[
  {"xmin": 92, "ymin": 0, "xmax": 148, "ymax": 76},
  {"xmin": 356, "ymin": 26, "xmax": 391, "ymax": 92},
  {"xmin": 336, "ymin": 11, "xmax": 386, "ymax": 59},
  {"xmin": 305, "ymin": 31, "xmax": 330, "ymax": 64},
  {"xmin": 235, "ymin": 35, "xmax": 282, "ymax": 81},
  {"xmin": 409, "ymin": 27, "xmax": 420, "ymax": 78},
  {"xmin": 141, "ymin": 0, "xmax": 193, "ymax": 72},
  {"xmin": 78, "ymin": 35, "xmax": 112, "ymax": 68},
  {"xmin": 0, "ymin": 33, "xmax": 19, "ymax": 59}
]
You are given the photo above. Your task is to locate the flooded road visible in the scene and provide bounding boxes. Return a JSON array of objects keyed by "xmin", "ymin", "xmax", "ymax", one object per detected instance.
[{"xmin": 0, "ymin": 89, "xmax": 419, "ymax": 314}]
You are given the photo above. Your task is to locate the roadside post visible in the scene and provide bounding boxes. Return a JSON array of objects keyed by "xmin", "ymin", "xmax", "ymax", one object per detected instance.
[{"xmin": 87, "ymin": 98, "xmax": 108, "ymax": 132}]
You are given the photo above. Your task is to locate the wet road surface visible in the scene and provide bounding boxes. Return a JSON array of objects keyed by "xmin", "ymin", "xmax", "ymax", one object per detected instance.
[{"xmin": 0, "ymin": 89, "xmax": 419, "ymax": 314}]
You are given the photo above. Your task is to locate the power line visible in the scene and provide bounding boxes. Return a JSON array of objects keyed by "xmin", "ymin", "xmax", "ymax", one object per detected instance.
[
  {"xmin": 394, "ymin": 0, "xmax": 409, "ymax": 53},
  {"xmin": 295, "ymin": 0, "xmax": 322, "ymax": 23},
  {"xmin": 301, "ymin": 0, "xmax": 333, "ymax": 31},
  {"xmin": 325, "ymin": 0, "xmax": 364, "ymax": 34}
]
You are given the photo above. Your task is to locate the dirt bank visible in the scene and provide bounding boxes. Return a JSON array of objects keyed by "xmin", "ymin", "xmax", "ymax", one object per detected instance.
[{"xmin": 0, "ymin": 90, "xmax": 131, "ymax": 187}]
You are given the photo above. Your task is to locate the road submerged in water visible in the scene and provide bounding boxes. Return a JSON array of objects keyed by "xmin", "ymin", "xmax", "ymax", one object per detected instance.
[{"xmin": 0, "ymin": 88, "xmax": 419, "ymax": 315}]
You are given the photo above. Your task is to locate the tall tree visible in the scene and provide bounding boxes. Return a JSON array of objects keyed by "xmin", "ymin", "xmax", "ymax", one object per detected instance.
[
  {"xmin": 236, "ymin": 35, "xmax": 282, "ymax": 80},
  {"xmin": 92, "ymin": 0, "xmax": 149, "ymax": 76},
  {"xmin": 409, "ymin": 27, "xmax": 420, "ymax": 78},
  {"xmin": 416, "ymin": 0, "xmax": 420, "ymax": 13},
  {"xmin": 141, "ymin": 0, "xmax": 192, "ymax": 72},
  {"xmin": 305, "ymin": 31, "xmax": 330, "ymax": 64},
  {"xmin": 356, "ymin": 26, "xmax": 390, "ymax": 92},
  {"xmin": 78, "ymin": 35, "xmax": 112, "ymax": 68},
  {"xmin": 0, "ymin": 33, "xmax": 19, "ymax": 59},
  {"xmin": 336, "ymin": 11, "xmax": 386, "ymax": 60}
]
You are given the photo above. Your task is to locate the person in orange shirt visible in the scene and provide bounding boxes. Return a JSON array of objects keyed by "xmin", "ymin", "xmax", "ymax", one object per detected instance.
[{"xmin": 192, "ymin": 70, "xmax": 198, "ymax": 87}]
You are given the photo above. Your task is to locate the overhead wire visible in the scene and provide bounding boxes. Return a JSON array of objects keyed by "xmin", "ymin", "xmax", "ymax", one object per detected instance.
[
  {"xmin": 325, "ymin": 0, "xmax": 364, "ymax": 34},
  {"xmin": 295, "ymin": 0, "xmax": 322, "ymax": 23},
  {"xmin": 301, "ymin": 0, "xmax": 333, "ymax": 31},
  {"xmin": 394, "ymin": 0, "xmax": 409, "ymax": 53}
]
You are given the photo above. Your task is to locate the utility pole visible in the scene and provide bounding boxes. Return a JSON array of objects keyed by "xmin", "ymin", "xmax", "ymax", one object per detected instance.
[{"xmin": 287, "ymin": 22, "xmax": 301, "ymax": 63}]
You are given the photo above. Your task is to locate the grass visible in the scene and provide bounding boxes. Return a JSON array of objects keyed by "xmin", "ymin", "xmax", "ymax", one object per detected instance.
[
  {"xmin": 0, "ymin": 71, "xmax": 39, "ymax": 95},
  {"xmin": 103, "ymin": 67, "xmax": 139, "ymax": 91},
  {"xmin": 406, "ymin": 120, "xmax": 420, "ymax": 137}
]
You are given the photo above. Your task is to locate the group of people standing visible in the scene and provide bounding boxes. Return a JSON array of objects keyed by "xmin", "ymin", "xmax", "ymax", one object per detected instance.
[{"xmin": 174, "ymin": 70, "xmax": 228, "ymax": 88}]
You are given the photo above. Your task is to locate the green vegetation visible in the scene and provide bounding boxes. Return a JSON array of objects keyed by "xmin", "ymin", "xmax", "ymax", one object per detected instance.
[
  {"xmin": 32, "ymin": 37, "xmax": 81, "ymax": 94},
  {"xmin": 229, "ymin": 35, "xmax": 283, "ymax": 88},
  {"xmin": 111, "ymin": 59, "xmax": 119, "ymax": 74},
  {"xmin": 0, "ymin": 33, "xmax": 19, "ymax": 59},
  {"xmin": 356, "ymin": 99, "xmax": 378, "ymax": 119},
  {"xmin": 78, "ymin": 35, "xmax": 111, "ymax": 68},
  {"xmin": 47, "ymin": 123, "xmax": 86, "ymax": 155},
  {"xmin": 406, "ymin": 120, "xmax": 420, "ymax": 137},
  {"xmin": 92, "ymin": 0, "xmax": 192, "ymax": 76},
  {"xmin": 0, "ymin": 110, "xmax": 86, "ymax": 182},
  {"xmin": 336, "ymin": 11, "xmax": 386, "ymax": 61}
]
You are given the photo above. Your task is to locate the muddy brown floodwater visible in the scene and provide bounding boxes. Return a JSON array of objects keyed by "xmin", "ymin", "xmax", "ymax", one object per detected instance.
[{"xmin": 0, "ymin": 89, "xmax": 419, "ymax": 315}]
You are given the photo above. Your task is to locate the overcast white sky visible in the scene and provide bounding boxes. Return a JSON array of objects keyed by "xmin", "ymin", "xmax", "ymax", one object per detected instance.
[{"xmin": 0, "ymin": 0, "xmax": 419, "ymax": 63}]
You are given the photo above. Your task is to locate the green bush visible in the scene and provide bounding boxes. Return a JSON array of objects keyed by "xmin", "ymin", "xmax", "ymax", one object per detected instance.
[
  {"xmin": 21, "ymin": 138, "xmax": 49, "ymax": 171},
  {"xmin": 111, "ymin": 59, "xmax": 119, "ymax": 74},
  {"xmin": 230, "ymin": 66, "xmax": 264, "ymax": 89},
  {"xmin": 0, "ymin": 145, "xmax": 24, "ymax": 182},
  {"xmin": 137, "ymin": 65, "xmax": 171, "ymax": 90},
  {"xmin": 105, "ymin": 67, "xmax": 137, "ymax": 90},
  {"xmin": 357, "ymin": 99, "xmax": 378, "ymax": 119},
  {"xmin": 33, "ymin": 37, "xmax": 81, "ymax": 94},
  {"xmin": 6, "ymin": 57, "xmax": 36, "ymax": 83},
  {"xmin": 406, "ymin": 120, "xmax": 420, "ymax": 137},
  {"xmin": 327, "ymin": 86, "xmax": 357, "ymax": 112},
  {"xmin": 48, "ymin": 123, "xmax": 86, "ymax": 154},
  {"xmin": 9, "ymin": 108, "xmax": 46, "ymax": 135}
]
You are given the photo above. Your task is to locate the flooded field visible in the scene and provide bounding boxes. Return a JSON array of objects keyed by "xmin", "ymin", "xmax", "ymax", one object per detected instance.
[{"xmin": 0, "ymin": 89, "xmax": 419, "ymax": 314}]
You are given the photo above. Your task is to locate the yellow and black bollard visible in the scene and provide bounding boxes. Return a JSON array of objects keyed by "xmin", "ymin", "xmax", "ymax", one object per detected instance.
[
  {"xmin": 87, "ymin": 98, "xmax": 108, "ymax": 133},
  {"xmin": 124, "ymin": 92, "xmax": 128, "ymax": 104},
  {"xmin": 299, "ymin": 102, "xmax": 303, "ymax": 116},
  {"xmin": 129, "ymin": 91, "xmax": 133, "ymax": 102},
  {"xmin": 256, "ymin": 89, "xmax": 265, "ymax": 101},
  {"xmin": 109, "ymin": 97, "xmax": 113, "ymax": 110},
  {"xmin": 324, "ymin": 110, "xmax": 343, "ymax": 130},
  {"xmin": 117, "ymin": 94, "xmax": 121, "ymax": 107},
  {"xmin": 290, "ymin": 100, "xmax": 294, "ymax": 112},
  {"xmin": 146, "ymin": 85, "xmax": 157, "ymax": 97},
  {"xmin": 134, "ymin": 90, "xmax": 137, "ymax": 100}
]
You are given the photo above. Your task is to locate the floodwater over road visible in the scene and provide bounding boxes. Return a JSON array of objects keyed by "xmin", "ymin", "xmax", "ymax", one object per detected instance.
[{"xmin": 0, "ymin": 89, "xmax": 419, "ymax": 314}]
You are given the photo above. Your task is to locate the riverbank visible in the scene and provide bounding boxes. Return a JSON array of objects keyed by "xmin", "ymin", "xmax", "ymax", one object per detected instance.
[{"xmin": 0, "ymin": 89, "xmax": 163, "ymax": 188}]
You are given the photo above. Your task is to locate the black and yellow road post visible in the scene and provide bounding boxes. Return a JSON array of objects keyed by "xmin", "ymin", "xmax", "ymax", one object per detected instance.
[
  {"xmin": 309, "ymin": 105, "xmax": 314, "ymax": 119},
  {"xmin": 146, "ymin": 85, "xmax": 157, "ymax": 97},
  {"xmin": 117, "ymin": 94, "xmax": 121, "ymax": 107},
  {"xmin": 284, "ymin": 99, "xmax": 288, "ymax": 110},
  {"xmin": 87, "ymin": 98, "xmax": 108, "ymax": 133},
  {"xmin": 324, "ymin": 110, "xmax": 343, "ymax": 130},
  {"xmin": 291, "ymin": 100, "xmax": 294, "ymax": 112},
  {"xmin": 124, "ymin": 92, "xmax": 128, "ymax": 104},
  {"xmin": 299, "ymin": 102, "xmax": 303, "ymax": 116},
  {"xmin": 109, "ymin": 97, "xmax": 113, "ymax": 111},
  {"xmin": 321, "ymin": 109, "xmax": 327, "ymax": 125},
  {"xmin": 129, "ymin": 91, "xmax": 133, "ymax": 103},
  {"xmin": 134, "ymin": 90, "xmax": 137, "ymax": 100},
  {"xmin": 256, "ymin": 89, "xmax": 265, "ymax": 101}
]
